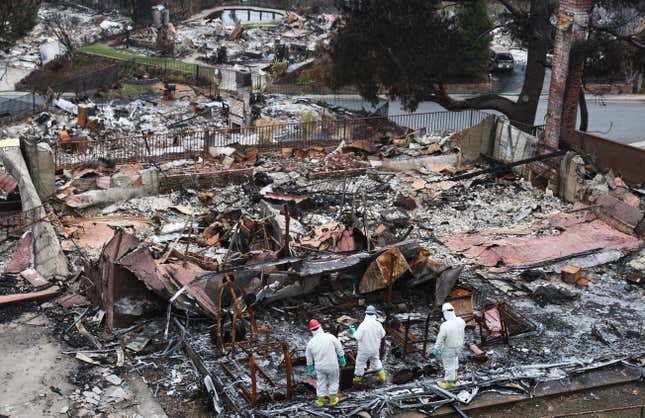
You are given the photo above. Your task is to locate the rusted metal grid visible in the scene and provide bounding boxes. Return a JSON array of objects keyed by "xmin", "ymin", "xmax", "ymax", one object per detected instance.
[
  {"xmin": 218, "ymin": 339, "xmax": 293, "ymax": 407},
  {"xmin": 208, "ymin": 274, "xmax": 294, "ymax": 407},
  {"xmin": 0, "ymin": 196, "xmax": 56, "ymax": 243},
  {"xmin": 53, "ymin": 110, "xmax": 491, "ymax": 169}
]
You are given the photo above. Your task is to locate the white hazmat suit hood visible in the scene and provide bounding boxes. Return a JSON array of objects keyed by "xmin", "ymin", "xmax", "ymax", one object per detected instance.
[
  {"xmin": 435, "ymin": 307, "xmax": 466, "ymax": 382},
  {"xmin": 353, "ymin": 314, "xmax": 385, "ymax": 354},
  {"xmin": 353, "ymin": 314, "xmax": 386, "ymax": 377}
]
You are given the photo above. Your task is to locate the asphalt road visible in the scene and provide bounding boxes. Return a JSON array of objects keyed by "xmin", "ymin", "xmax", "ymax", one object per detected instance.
[
  {"xmin": 324, "ymin": 51, "xmax": 645, "ymax": 147},
  {"xmin": 387, "ymin": 98, "xmax": 645, "ymax": 146},
  {"xmin": 325, "ymin": 84, "xmax": 645, "ymax": 146}
]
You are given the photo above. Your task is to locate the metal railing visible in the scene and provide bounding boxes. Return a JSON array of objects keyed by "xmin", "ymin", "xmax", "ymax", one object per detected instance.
[
  {"xmin": 0, "ymin": 204, "xmax": 49, "ymax": 235},
  {"xmin": 41, "ymin": 64, "xmax": 121, "ymax": 94},
  {"xmin": 53, "ymin": 110, "xmax": 489, "ymax": 169},
  {"xmin": 54, "ymin": 130, "xmax": 209, "ymax": 169}
]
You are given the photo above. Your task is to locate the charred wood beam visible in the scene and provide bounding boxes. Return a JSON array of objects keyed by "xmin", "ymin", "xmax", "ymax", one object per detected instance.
[{"xmin": 448, "ymin": 150, "xmax": 567, "ymax": 181}]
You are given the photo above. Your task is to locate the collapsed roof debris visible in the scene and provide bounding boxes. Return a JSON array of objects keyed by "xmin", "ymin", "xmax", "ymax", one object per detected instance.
[
  {"xmin": 3, "ymin": 105, "xmax": 644, "ymax": 416},
  {"xmin": 1, "ymin": 3, "xmax": 645, "ymax": 418}
]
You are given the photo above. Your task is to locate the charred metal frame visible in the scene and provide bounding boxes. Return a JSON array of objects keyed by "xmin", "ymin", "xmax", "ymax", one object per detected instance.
[
  {"xmin": 214, "ymin": 274, "xmax": 270, "ymax": 354},
  {"xmin": 211, "ymin": 274, "xmax": 293, "ymax": 406},
  {"xmin": 219, "ymin": 338, "xmax": 293, "ymax": 407},
  {"xmin": 477, "ymin": 302, "xmax": 509, "ymax": 345},
  {"xmin": 384, "ymin": 314, "xmax": 431, "ymax": 361}
]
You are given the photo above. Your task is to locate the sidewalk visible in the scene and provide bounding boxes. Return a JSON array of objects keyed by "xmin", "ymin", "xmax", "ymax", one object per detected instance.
[
  {"xmin": 594, "ymin": 93, "xmax": 645, "ymax": 102},
  {"xmin": 293, "ymin": 92, "xmax": 645, "ymax": 103}
]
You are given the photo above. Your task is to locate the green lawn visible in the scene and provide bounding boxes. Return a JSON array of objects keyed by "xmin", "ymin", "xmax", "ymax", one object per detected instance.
[
  {"xmin": 77, "ymin": 44, "xmax": 199, "ymax": 74},
  {"xmin": 242, "ymin": 22, "xmax": 279, "ymax": 29}
]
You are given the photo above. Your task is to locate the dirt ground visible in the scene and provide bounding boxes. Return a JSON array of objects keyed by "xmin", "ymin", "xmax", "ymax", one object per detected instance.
[
  {"xmin": 0, "ymin": 312, "xmax": 76, "ymax": 417},
  {"xmin": 0, "ymin": 312, "xmax": 167, "ymax": 418}
]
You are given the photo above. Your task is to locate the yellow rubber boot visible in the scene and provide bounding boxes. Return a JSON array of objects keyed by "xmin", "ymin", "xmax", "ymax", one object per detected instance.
[
  {"xmin": 316, "ymin": 396, "xmax": 325, "ymax": 407},
  {"xmin": 329, "ymin": 394, "xmax": 339, "ymax": 407},
  {"xmin": 352, "ymin": 375, "xmax": 363, "ymax": 383},
  {"xmin": 437, "ymin": 380, "xmax": 455, "ymax": 389},
  {"xmin": 377, "ymin": 369, "xmax": 386, "ymax": 383}
]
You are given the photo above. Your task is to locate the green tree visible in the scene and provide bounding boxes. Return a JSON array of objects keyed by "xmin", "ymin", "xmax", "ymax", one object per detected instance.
[
  {"xmin": 455, "ymin": 0, "xmax": 492, "ymax": 79},
  {"xmin": 328, "ymin": 0, "xmax": 544, "ymax": 121},
  {"xmin": 328, "ymin": 0, "xmax": 464, "ymax": 112},
  {"xmin": 0, "ymin": 0, "xmax": 41, "ymax": 51},
  {"xmin": 329, "ymin": 0, "xmax": 644, "ymax": 128}
]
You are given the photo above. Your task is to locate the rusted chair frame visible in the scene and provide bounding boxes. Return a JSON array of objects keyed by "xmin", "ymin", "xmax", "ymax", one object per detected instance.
[
  {"xmin": 477, "ymin": 301, "xmax": 510, "ymax": 345},
  {"xmin": 215, "ymin": 274, "xmax": 270, "ymax": 356},
  {"xmin": 384, "ymin": 314, "xmax": 431, "ymax": 361},
  {"xmin": 220, "ymin": 338, "xmax": 293, "ymax": 406}
]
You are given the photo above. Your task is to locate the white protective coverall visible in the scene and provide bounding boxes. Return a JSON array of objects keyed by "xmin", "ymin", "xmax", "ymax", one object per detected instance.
[
  {"xmin": 306, "ymin": 327, "xmax": 345, "ymax": 397},
  {"xmin": 353, "ymin": 314, "xmax": 386, "ymax": 376},
  {"xmin": 434, "ymin": 309, "xmax": 466, "ymax": 381}
]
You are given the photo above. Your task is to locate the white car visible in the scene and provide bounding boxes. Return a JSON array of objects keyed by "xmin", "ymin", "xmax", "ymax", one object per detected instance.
[{"xmin": 489, "ymin": 48, "xmax": 514, "ymax": 73}]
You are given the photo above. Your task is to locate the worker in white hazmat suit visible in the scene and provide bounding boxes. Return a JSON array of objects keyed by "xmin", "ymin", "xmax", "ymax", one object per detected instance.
[
  {"xmin": 306, "ymin": 319, "xmax": 346, "ymax": 407},
  {"xmin": 349, "ymin": 305, "xmax": 386, "ymax": 383},
  {"xmin": 433, "ymin": 302, "xmax": 465, "ymax": 388}
]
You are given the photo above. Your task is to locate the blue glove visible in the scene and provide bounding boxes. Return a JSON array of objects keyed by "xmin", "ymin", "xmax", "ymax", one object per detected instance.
[
  {"xmin": 339, "ymin": 356, "xmax": 347, "ymax": 367},
  {"xmin": 348, "ymin": 325, "xmax": 356, "ymax": 334},
  {"xmin": 307, "ymin": 365, "xmax": 314, "ymax": 376},
  {"xmin": 432, "ymin": 348, "xmax": 440, "ymax": 357}
]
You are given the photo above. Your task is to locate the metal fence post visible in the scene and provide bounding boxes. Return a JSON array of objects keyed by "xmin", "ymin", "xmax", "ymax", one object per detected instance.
[{"xmin": 203, "ymin": 129, "xmax": 210, "ymax": 159}]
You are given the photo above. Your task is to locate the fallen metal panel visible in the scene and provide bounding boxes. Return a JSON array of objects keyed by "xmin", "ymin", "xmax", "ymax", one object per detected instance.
[
  {"xmin": 570, "ymin": 130, "xmax": 645, "ymax": 185},
  {"xmin": 102, "ymin": 231, "xmax": 139, "ymax": 263},
  {"xmin": 94, "ymin": 231, "xmax": 164, "ymax": 329},
  {"xmin": 442, "ymin": 220, "xmax": 642, "ymax": 268},
  {"xmin": 160, "ymin": 263, "xmax": 218, "ymax": 318},
  {"xmin": 20, "ymin": 268, "xmax": 50, "ymax": 288},
  {"xmin": 4, "ymin": 231, "xmax": 33, "ymax": 273},
  {"xmin": 117, "ymin": 247, "xmax": 168, "ymax": 297}
]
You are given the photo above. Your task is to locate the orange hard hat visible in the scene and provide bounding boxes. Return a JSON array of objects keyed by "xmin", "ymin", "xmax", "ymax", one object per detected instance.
[{"xmin": 309, "ymin": 319, "xmax": 321, "ymax": 331}]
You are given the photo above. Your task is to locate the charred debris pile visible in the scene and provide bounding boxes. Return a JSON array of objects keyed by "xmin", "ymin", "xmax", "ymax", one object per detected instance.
[{"xmin": 1, "ymin": 116, "xmax": 645, "ymax": 417}]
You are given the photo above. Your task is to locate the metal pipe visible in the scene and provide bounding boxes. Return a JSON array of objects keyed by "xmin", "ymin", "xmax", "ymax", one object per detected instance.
[{"xmin": 448, "ymin": 149, "xmax": 567, "ymax": 181}]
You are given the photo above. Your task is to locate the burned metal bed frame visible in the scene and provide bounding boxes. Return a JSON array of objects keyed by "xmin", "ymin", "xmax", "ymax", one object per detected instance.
[{"xmin": 213, "ymin": 274, "xmax": 293, "ymax": 406}]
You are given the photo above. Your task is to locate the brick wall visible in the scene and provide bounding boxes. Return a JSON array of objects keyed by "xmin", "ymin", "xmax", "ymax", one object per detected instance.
[
  {"xmin": 543, "ymin": 0, "xmax": 592, "ymax": 150},
  {"xmin": 561, "ymin": 60, "xmax": 585, "ymax": 142},
  {"xmin": 533, "ymin": 0, "xmax": 592, "ymax": 188}
]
